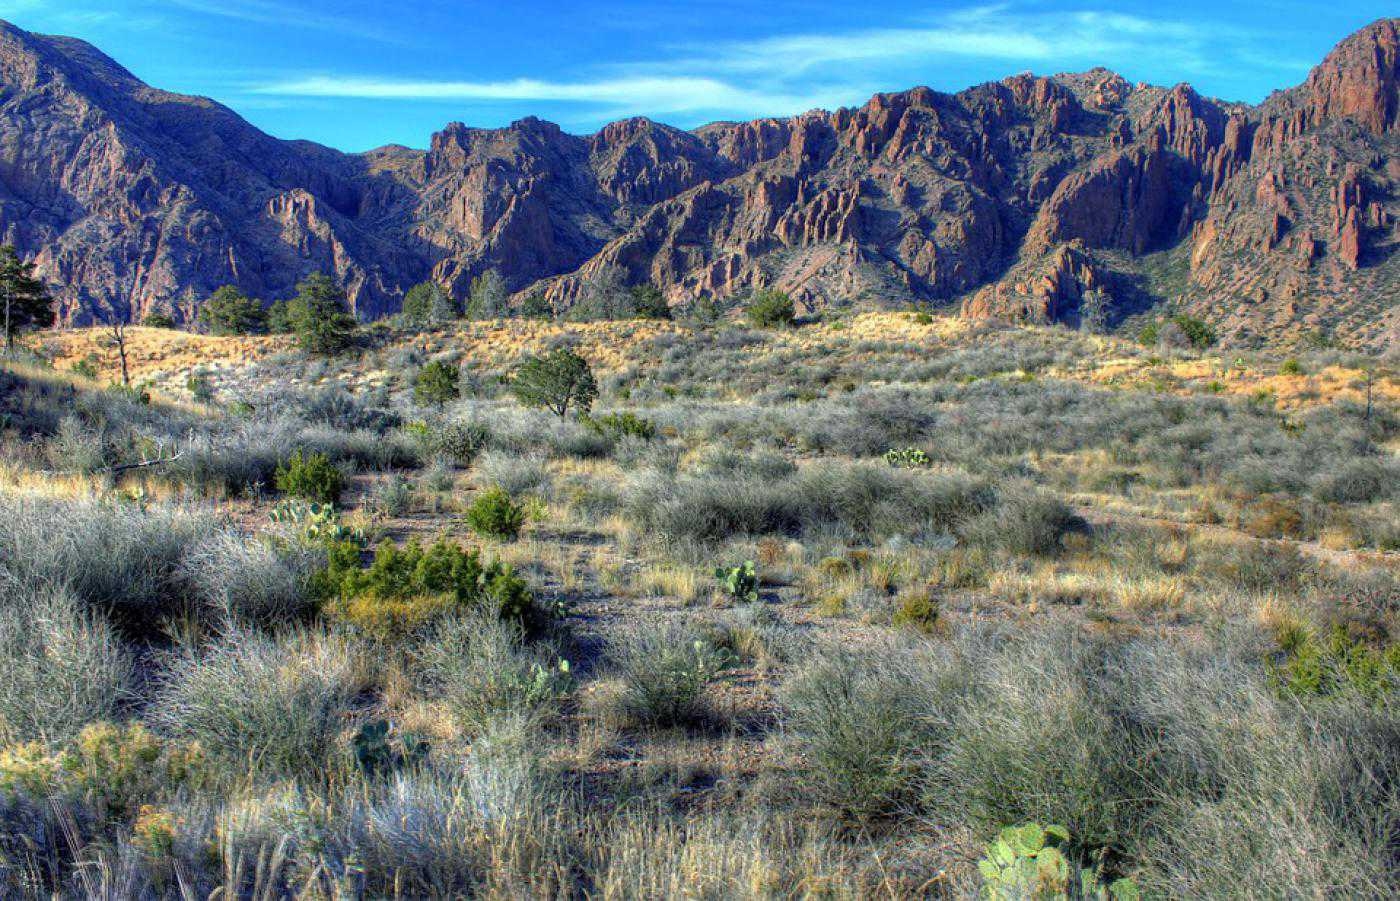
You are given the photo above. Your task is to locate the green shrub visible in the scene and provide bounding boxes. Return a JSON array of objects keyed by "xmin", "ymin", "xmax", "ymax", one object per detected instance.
[
  {"xmin": 401, "ymin": 281, "xmax": 458, "ymax": 327},
  {"xmin": 0, "ymin": 722, "xmax": 206, "ymax": 825},
  {"xmin": 142, "ymin": 312, "xmax": 176, "ymax": 329},
  {"xmin": 186, "ymin": 371, "xmax": 214, "ymax": 403},
  {"xmin": 465, "ymin": 487, "xmax": 527, "ymax": 541},
  {"xmin": 414, "ymin": 360, "xmax": 460, "ymax": 407},
  {"xmin": 71, "ymin": 355, "xmax": 100, "ymax": 379},
  {"xmin": 746, "ymin": 288, "xmax": 795, "ymax": 328},
  {"xmin": 512, "ymin": 348, "xmax": 597, "ymax": 419},
  {"xmin": 1271, "ymin": 624, "xmax": 1400, "ymax": 704},
  {"xmin": 286, "ymin": 273, "xmax": 357, "ymax": 355},
  {"xmin": 892, "ymin": 591, "xmax": 939, "ymax": 634},
  {"xmin": 585, "ymin": 411, "xmax": 656, "ymax": 441},
  {"xmin": 1280, "ymin": 357, "xmax": 1303, "ymax": 376},
  {"xmin": 274, "ymin": 449, "xmax": 344, "ymax": 505},
  {"xmin": 319, "ymin": 538, "xmax": 537, "ymax": 636},
  {"xmin": 1140, "ymin": 314, "xmax": 1215, "ymax": 350}
]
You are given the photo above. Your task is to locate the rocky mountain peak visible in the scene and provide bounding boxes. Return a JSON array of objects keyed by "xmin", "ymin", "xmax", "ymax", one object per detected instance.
[
  {"xmin": 1302, "ymin": 18, "xmax": 1400, "ymax": 134},
  {"xmin": 0, "ymin": 18, "xmax": 1397, "ymax": 348}
]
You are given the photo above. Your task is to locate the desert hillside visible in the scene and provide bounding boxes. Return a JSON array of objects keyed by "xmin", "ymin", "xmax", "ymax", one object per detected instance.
[{"xmin": 1, "ymin": 305, "xmax": 1397, "ymax": 896}]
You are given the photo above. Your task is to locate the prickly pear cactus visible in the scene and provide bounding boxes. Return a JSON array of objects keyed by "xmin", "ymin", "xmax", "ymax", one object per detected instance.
[
  {"xmin": 883, "ymin": 447, "xmax": 932, "ymax": 469},
  {"xmin": 714, "ymin": 560, "xmax": 759, "ymax": 604},
  {"xmin": 977, "ymin": 823, "xmax": 1140, "ymax": 901}
]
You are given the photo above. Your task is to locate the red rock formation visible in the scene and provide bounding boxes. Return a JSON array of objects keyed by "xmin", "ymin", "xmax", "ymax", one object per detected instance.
[{"xmin": 1, "ymin": 17, "xmax": 1398, "ymax": 348}]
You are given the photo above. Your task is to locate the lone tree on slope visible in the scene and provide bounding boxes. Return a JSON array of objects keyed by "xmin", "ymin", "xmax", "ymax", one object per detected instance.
[
  {"xmin": 0, "ymin": 245, "xmax": 52, "ymax": 354},
  {"xmin": 511, "ymin": 347, "xmax": 597, "ymax": 419}
]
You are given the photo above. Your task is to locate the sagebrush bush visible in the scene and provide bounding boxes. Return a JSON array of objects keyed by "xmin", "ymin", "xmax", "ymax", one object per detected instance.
[
  {"xmin": 965, "ymin": 486, "xmax": 1080, "ymax": 556},
  {"xmin": 625, "ymin": 461, "xmax": 995, "ymax": 545},
  {"xmin": 0, "ymin": 587, "xmax": 132, "ymax": 744},
  {"xmin": 414, "ymin": 613, "xmax": 571, "ymax": 735},
  {"xmin": 153, "ymin": 627, "xmax": 360, "ymax": 777},
  {"xmin": 180, "ymin": 530, "xmax": 318, "ymax": 626},
  {"xmin": 476, "ymin": 450, "xmax": 549, "ymax": 496},
  {"xmin": 433, "ymin": 419, "xmax": 490, "ymax": 466},
  {"xmin": 610, "ymin": 624, "xmax": 733, "ymax": 728}
]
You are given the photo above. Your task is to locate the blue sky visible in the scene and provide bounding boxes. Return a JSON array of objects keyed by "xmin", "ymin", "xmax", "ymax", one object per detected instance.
[{"xmin": 2, "ymin": 1, "xmax": 1392, "ymax": 152}]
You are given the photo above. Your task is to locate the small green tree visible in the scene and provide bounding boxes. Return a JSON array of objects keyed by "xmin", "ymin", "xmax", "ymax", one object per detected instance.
[
  {"xmin": 630, "ymin": 284, "xmax": 671, "ymax": 320},
  {"xmin": 265, "ymin": 299, "xmax": 295, "ymax": 334},
  {"xmin": 414, "ymin": 360, "xmax": 460, "ymax": 407},
  {"xmin": 466, "ymin": 269, "xmax": 509, "ymax": 319},
  {"xmin": 198, "ymin": 286, "xmax": 267, "ymax": 336},
  {"xmin": 464, "ymin": 487, "xmax": 527, "ymax": 541},
  {"xmin": 401, "ymin": 281, "xmax": 457, "ymax": 328},
  {"xmin": 142, "ymin": 312, "xmax": 177, "ymax": 329},
  {"xmin": 186, "ymin": 371, "xmax": 215, "ymax": 404},
  {"xmin": 287, "ymin": 273, "xmax": 357, "ymax": 355},
  {"xmin": 570, "ymin": 265, "xmax": 630, "ymax": 321},
  {"xmin": 275, "ymin": 449, "xmax": 343, "ymax": 504},
  {"xmin": 512, "ymin": 348, "xmax": 597, "ymax": 419},
  {"xmin": 521, "ymin": 292, "xmax": 553, "ymax": 320},
  {"xmin": 0, "ymin": 245, "xmax": 52, "ymax": 354},
  {"xmin": 746, "ymin": 288, "xmax": 795, "ymax": 328}
]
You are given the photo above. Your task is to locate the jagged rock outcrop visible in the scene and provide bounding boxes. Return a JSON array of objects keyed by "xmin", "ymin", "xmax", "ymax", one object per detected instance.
[{"xmin": 0, "ymin": 17, "xmax": 1398, "ymax": 348}]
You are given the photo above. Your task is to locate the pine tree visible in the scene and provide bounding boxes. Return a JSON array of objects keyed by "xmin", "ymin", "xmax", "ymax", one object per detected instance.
[
  {"xmin": 402, "ymin": 281, "xmax": 458, "ymax": 328},
  {"xmin": 466, "ymin": 269, "xmax": 509, "ymax": 319},
  {"xmin": 0, "ymin": 245, "xmax": 52, "ymax": 353},
  {"xmin": 288, "ymin": 273, "xmax": 357, "ymax": 355}
]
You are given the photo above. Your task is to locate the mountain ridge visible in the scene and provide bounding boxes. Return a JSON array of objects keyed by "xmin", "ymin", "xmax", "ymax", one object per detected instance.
[{"xmin": 1, "ymin": 17, "xmax": 1398, "ymax": 349}]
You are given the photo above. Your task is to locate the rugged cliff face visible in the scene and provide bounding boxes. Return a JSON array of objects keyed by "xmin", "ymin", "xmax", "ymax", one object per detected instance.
[{"xmin": 1, "ymin": 18, "xmax": 1397, "ymax": 348}]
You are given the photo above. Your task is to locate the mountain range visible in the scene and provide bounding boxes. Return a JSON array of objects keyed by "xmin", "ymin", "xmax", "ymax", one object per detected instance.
[{"xmin": 1, "ymin": 17, "xmax": 1398, "ymax": 349}]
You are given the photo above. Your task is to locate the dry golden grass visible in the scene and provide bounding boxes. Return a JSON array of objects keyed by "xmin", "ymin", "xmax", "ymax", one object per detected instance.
[
  {"xmin": 30, "ymin": 327, "xmax": 289, "ymax": 385},
  {"xmin": 26, "ymin": 313, "xmax": 1392, "ymax": 412},
  {"xmin": 634, "ymin": 564, "xmax": 707, "ymax": 605}
]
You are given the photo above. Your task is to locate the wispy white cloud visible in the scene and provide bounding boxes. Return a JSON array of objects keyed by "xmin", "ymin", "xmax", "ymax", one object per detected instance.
[
  {"xmin": 165, "ymin": 0, "xmax": 396, "ymax": 42},
  {"xmin": 253, "ymin": 74, "xmax": 853, "ymax": 118},
  {"xmin": 681, "ymin": 6, "xmax": 1294, "ymax": 82},
  {"xmin": 245, "ymin": 3, "xmax": 1300, "ymax": 124}
]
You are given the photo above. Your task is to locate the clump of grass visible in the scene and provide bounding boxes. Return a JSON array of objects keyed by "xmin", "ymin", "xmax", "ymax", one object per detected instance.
[
  {"xmin": 413, "ymin": 613, "xmax": 572, "ymax": 736},
  {"xmin": 0, "ymin": 587, "xmax": 132, "ymax": 744},
  {"xmin": 367, "ymin": 473, "xmax": 414, "ymax": 517},
  {"xmin": 152, "ymin": 627, "xmax": 362, "ymax": 777},
  {"xmin": 0, "ymin": 494, "xmax": 215, "ymax": 631},
  {"xmin": 180, "ymin": 531, "xmax": 317, "ymax": 626},
  {"xmin": 476, "ymin": 450, "xmax": 550, "ymax": 496},
  {"xmin": 609, "ymin": 623, "xmax": 734, "ymax": 728}
]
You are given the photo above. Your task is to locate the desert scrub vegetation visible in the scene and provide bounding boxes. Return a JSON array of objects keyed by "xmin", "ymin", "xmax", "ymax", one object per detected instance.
[
  {"xmin": 0, "ymin": 313, "xmax": 1396, "ymax": 897},
  {"xmin": 782, "ymin": 625, "xmax": 1400, "ymax": 896}
]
